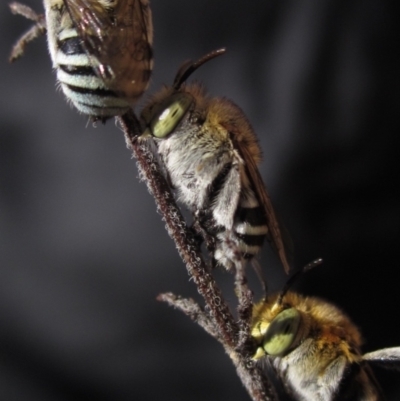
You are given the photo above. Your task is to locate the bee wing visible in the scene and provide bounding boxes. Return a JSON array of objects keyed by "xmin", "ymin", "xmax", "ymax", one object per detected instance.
[
  {"xmin": 64, "ymin": 0, "xmax": 153, "ymax": 102},
  {"xmin": 363, "ymin": 347, "xmax": 400, "ymax": 370},
  {"xmin": 235, "ymin": 142, "xmax": 292, "ymax": 274}
]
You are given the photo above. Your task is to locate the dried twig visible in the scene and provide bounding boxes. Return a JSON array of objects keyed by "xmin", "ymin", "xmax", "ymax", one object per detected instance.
[
  {"xmin": 117, "ymin": 110, "xmax": 278, "ymax": 401},
  {"xmin": 157, "ymin": 293, "xmax": 219, "ymax": 339},
  {"xmin": 118, "ymin": 110, "xmax": 237, "ymax": 345}
]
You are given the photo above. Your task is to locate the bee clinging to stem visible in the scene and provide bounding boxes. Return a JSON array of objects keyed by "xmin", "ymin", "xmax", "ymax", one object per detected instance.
[
  {"xmin": 9, "ymin": 0, "xmax": 153, "ymax": 121},
  {"xmin": 251, "ymin": 259, "xmax": 400, "ymax": 401},
  {"xmin": 139, "ymin": 48, "xmax": 291, "ymax": 277}
]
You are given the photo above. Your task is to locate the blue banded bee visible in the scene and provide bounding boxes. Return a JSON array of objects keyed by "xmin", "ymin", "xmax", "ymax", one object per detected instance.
[
  {"xmin": 10, "ymin": 0, "xmax": 153, "ymax": 121},
  {"xmin": 139, "ymin": 50, "xmax": 291, "ymax": 274},
  {"xmin": 251, "ymin": 265, "xmax": 400, "ymax": 401}
]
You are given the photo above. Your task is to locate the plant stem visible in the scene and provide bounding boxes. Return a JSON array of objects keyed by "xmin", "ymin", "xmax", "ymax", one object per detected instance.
[{"xmin": 117, "ymin": 110, "xmax": 278, "ymax": 401}]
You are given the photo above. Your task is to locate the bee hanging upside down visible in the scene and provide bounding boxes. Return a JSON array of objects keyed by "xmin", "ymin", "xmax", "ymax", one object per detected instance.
[
  {"xmin": 139, "ymin": 49, "xmax": 291, "ymax": 274},
  {"xmin": 10, "ymin": 0, "xmax": 153, "ymax": 121},
  {"xmin": 251, "ymin": 262, "xmax": 400, "ymax": 401}
]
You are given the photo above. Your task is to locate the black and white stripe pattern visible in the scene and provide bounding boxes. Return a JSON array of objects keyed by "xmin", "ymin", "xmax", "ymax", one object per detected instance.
[
  {"xmin": 210, "ymin": 167, "xmax": 268, "ymax": 268},
  {"xmin": 55, "ymin": 28, "xmax": 131, "ymax": 119},
  {"xmin": 145, "ymin": 82, "xmax": 278, "ymax": 271},
  {"xmin": 235, "ymin": 203, "xmax": 268, "ymax": 260}
]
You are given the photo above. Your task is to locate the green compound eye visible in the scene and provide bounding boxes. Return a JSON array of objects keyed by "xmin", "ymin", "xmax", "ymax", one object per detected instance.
[
  {"xmin": 262, "ymin": 308, "xmax": 301, "ymax": 356},
  {"xmin": 150, "ymin": 93, "xmax": 193, "ymax": 138}
]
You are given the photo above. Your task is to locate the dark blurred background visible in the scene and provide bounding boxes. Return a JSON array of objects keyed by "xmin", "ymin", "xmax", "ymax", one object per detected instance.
[{"xmin": 1, "ymin": 1, "xmax": 399, "ymax": 400}]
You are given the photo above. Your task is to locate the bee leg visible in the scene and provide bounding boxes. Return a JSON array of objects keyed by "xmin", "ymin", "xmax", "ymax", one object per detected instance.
[
  {"xmin": 192, "ymin": 211, "xmax": 217, "ymax": 256},
  {"xmin": 9, "ymin": 2, "xmax": 43, "ymax": 21},
  {"xmin": 188, "ymin": 222, "xmax": 216, "ymax": 272},
  {"xmin": 189, "ymin": 220, "xmax": 204, "ymax": 247},
  {"xmin": 9, "ymin": 2, "xmax": 46, "ymax": 62}
]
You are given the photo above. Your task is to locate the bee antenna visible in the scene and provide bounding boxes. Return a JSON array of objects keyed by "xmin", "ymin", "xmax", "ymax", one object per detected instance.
[
  {"xmin": 276, "ymin": 258, "xmax": 323, "ymax": 305},
  {"xmin": 173, "ymin": 48, "xmax": 227, "ymax": 90}
]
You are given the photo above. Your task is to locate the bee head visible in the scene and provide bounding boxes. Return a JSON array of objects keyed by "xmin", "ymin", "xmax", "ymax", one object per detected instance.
[
  {"xmin": 251, "ymin": 259, "xmax": 323, "ymax": 359},
  {"xmin": 252, "ymin": 305, "xmax": 303, "ymax": 359},
  {"xmin": 140, "ymin": 48, "xmax": 226, "ymax": 140}
]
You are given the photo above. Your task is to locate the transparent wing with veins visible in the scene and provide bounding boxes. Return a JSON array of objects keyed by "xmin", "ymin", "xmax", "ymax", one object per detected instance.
[
  {"xmin": 64, "ymin": 0, "xmax": 153, "ymax": 103},
  {"xmin": 237, "ymin": 142, "xmax": 292, "ymax": 274}
]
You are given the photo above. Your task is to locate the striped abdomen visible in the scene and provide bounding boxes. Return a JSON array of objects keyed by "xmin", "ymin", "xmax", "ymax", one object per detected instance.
[
  {"xmin": 211, "ymin": 171, "xmax": 268, "ymax": 269},
  {"xmin": 55, "ymin": 29, "xmax": 131, "ymax": 119},
  {"xmin": 234, "ymin": 188, "xmax": 268, "ymax": 260}
]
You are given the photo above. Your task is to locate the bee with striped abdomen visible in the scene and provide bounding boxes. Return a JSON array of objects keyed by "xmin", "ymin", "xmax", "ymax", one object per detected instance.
[
  {"xmin": 139, "ymin": 49, "xmax": 291, "ymax": 274},
  {"xmin": 251, "ymin": 263, "xmax": 400, "ymax": 401},
  {"xmin": 10, "ymin": 0, "xmax": 153, "ymax": 121}
]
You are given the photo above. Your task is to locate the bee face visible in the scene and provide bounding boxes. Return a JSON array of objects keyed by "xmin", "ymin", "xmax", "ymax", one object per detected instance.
[
  {"xmin": 141, "ymin": 83, "xmax": 236, "ymax": 208},
  {"xmin": 139, "ymin": 54, "xmax": 291, "ymax": 274},
  {"xmin": 44, "ymin": 0, "xmax": 153, "ymax": 120},
  {"xmin": 141, "ymin": 88, "xmax": 196, "ymax": 140},
  {"xmin": 251, "ymin": 293, "xmax": 387, "ymax": 401}
]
